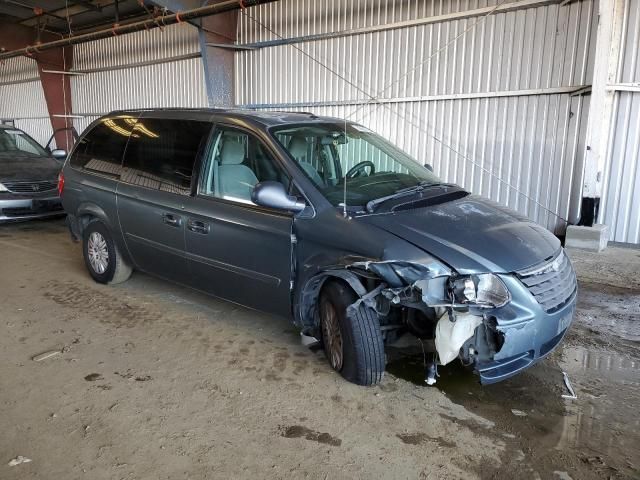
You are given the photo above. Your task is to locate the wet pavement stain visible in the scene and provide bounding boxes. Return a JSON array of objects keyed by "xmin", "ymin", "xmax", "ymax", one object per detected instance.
[
  {"xmin": 386, "ymin": 319, "xmax": 640, "ymax": 479},
  {"xmin": 384, "ymin": 282, "xmax": 640, "ymax": 478},
  {"xmin": 280, "ymin": 425, "xmax": 342, "ymax": 447},
  {"xmin": 396, "ymin": 432, "xmax": 456, "ymax": 449}
]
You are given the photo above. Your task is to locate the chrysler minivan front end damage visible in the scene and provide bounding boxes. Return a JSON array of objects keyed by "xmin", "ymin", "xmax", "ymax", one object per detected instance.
[{"xmin": 322, "ymin": 249, "xmax": 578, "ymax": 385}]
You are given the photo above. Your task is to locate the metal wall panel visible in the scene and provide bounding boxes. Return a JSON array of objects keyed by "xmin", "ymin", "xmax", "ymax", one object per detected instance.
[
  {"xmin": 71, "ymin": 24, "xmax": 208, "ymax": 135},
  {"xmin": 74, "ymin": 22, "xmax": 202, "ymax": 70},
  {"xmin": 236, "ymin": 0, "xmax": 597, "ymax": 234},
  {"xmin": 600, "ymin": 0, "xmax": 640, "ymax": 243},
  {"xmin": 71, "ymin": 57, "xmax": 209, "ymax": 113},
  {"xmin": 0, "ymin": 56, "xmax": 52, "ymax": 147},
  {"xmin": 0, "ymin": 55, "xmax": 39, "ymax": 83}
]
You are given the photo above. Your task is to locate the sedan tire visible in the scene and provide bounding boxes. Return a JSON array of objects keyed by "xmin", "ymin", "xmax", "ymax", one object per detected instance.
[
  {"xmin": 319, "ymin": 281, "xmax": 385, "ymax": 386},
  {"xmin": 82, "ymin": 220, "xmax": 132, "ymax": 285}
]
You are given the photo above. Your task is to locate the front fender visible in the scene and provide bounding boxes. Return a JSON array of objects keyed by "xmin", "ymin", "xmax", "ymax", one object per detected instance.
[{"xmin": 294, "ymin": 269, "xmax": 368, "ymax": 330}]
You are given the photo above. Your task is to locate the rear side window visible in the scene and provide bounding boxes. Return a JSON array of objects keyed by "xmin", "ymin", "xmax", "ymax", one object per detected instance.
[
  {"xmin": 121, "ymin": 118, "xmax": 212, "ymax": 196},
  {"xmin": 69, "ymin": 116, "xmax": 137, "ymax": 177}
]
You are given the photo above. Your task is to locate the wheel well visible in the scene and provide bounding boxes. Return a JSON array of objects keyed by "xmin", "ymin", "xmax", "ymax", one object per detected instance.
[
  {"xmin": 320, "ymin": 277, "xmax": 353, "ymax": 300},
  {"xmin": 77, "ymin": 214, "xmax": 99, "ymax": 237},
  {"xmin": 297, "ymin": 271, "xmax": 368, "ymax": 332}
]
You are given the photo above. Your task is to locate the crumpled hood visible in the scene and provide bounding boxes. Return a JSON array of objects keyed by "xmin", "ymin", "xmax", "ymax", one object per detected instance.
[
  {"xmin": 358, "ymin": 195, "xmax": 560, "ymax": 273},
  {"xmin": 0, "ymin": 153, "xmax": 61, "ymax": 182}
]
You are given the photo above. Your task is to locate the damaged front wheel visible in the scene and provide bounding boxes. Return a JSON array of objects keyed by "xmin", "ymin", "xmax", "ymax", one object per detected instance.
[{"xmin": 319, "ymin": 281, "xmax": 385, "ymax": 386}]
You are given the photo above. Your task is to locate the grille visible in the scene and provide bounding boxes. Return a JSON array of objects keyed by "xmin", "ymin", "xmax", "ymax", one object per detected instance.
[
  {"xmin": 2, "ymin": 181, "xmax": 57, "ymax": 194},
  {"xmin": 517, "ymin": 251, "xmax": 577, "ymax": 313}
]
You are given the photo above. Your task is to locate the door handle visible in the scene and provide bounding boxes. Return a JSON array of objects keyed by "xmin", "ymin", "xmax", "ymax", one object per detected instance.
[
  {"xmin": 162, "ymin": 213, "xmax": 182, "ymax": 227},
  {"xmin": 187, "ymin": 219, "xmax": 210, "ymax": 234}
]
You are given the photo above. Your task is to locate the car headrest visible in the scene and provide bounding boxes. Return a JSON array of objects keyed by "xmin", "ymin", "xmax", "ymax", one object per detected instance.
[
  {"xmin": 287, "ymin": 137, "xmax": 309, "ymax": 161},
  {"xmin": 220, "ymin": 140, "xmax": 245, "ymax": 165}
]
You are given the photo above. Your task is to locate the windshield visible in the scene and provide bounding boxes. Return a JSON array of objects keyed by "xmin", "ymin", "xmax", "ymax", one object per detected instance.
[
  {"xmin": 0, "ymin": 128, "xmax": 48, "ymax": 157},
  {"xmin": 271, "ymin": 122, "xmax": 442, "ymax": 210}
]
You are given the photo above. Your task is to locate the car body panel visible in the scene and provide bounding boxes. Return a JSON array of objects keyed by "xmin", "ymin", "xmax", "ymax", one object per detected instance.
[
  {"xmin": 0, "ymin": 193, "xmax": 63, "ymax": 222},
  {"xmin": 357, "ymin": 195, "xmax": 561, "ymax": 274},
  {"xmin": 116, "ymin": 181, "xmax": 191, "ymax": 285},
  {"xmin": 0, "ymin": 153, "xmax": 61, "ymax": 182},
  {"xmin": 184, "ymin": 195, "xmax": 294, "ymax": 317},
  {"xmin": 474, "ymin": 274, "xmax": 577, "ymax": 384}
]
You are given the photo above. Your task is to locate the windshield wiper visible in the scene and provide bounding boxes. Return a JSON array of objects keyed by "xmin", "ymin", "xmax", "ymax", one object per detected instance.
[{"xmin": 365, "ymin": 181, "xmax": 452, "ymax": 213}]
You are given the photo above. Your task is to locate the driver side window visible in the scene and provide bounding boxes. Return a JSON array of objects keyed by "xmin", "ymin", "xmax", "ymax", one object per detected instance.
[{"xmin": 200, "ymin": 127, "xmax": 289, "ymax": 205}]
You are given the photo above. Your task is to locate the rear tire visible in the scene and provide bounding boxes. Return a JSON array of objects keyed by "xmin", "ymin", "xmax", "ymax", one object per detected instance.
[
  {"xmin": 319, "ymin": 281, "xmax": 385, "ymax": 386},
  {"xmin": 82, "ymin": 220, "xmax": 132, "ymax": 285}
]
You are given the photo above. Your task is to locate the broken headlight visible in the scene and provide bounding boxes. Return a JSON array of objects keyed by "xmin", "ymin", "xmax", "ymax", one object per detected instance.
[{"xmin": 449, "ymin": 274, "xmax": 510, "ymax": 308}]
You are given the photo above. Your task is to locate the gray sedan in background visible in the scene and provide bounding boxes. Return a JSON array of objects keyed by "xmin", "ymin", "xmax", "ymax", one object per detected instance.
[{"xmin": 0, "ymin": 125, "xmax": 67, "ymax": 222}]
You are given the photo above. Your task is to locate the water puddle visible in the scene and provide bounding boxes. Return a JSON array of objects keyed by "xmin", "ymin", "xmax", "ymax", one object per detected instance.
[
  {"xmin": 576, "ymin": 284, "xmax": 640, "ymax": 342},
  {"xmin": 386, "ymin": 340, "xmax": 640, "ymax": 478}
]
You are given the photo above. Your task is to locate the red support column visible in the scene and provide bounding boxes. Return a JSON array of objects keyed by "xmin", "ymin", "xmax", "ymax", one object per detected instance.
[
  {"xmin": 199, "ymin": 6, "xmax": 238, "ymax": 106},
  {"xmin": 0, "ymin": 22, "xmax": 74, "ymax": 150},
  {"xmin": 35, "ymin": 47, "xmax": 74, "ymax": 151}
]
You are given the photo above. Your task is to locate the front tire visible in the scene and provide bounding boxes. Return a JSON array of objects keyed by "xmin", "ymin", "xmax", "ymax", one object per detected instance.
[
  {"xmin": 319, "ymin": 281, "xmax": 385, "ymax": 386},
  {"xmin": 82, "ymin": 220, "xmax": 132, "ymax": 285}
]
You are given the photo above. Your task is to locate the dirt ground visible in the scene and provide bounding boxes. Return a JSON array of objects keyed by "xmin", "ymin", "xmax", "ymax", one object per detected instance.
[{"xmin": 1, "ymin": 218, "xmax": 638, "ymax": 480}]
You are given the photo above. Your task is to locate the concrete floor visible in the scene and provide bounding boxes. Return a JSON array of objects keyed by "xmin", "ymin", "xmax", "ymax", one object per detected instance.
[{"xmin": 1, "ymin": 218, "xmax": 638, "ymax": 480}]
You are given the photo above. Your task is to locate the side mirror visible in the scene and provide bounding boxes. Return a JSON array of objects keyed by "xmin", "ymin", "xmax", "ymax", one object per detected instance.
[
  {"xmin": 51, "ymin": 149, "xmax": 67, "ymax": 160},
  {"xmin": 252, "ymin": 181, "xmax": 306, "ymax": 213},
  {"xmin": 424, "ymin": 163, "xmax": 434, "ymax": 172}
]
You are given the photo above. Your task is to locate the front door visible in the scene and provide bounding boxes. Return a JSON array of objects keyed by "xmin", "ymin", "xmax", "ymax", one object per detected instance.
[
  {"xmin": 184, "ymin": 126, "xmax": 294, "ymax": 317},
  {"xmin": 116, "ymin": 115, "xmax": 212, "ymax": 284}
]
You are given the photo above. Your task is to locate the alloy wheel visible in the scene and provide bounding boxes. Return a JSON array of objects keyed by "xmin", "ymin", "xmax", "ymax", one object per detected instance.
[
  {"xmin": 321, "ymin": 298, "xmax": 343, "ymax": 371},
  {"xmin": 87, "ymin": 231, "xmax": 109, "ymax": 274}
]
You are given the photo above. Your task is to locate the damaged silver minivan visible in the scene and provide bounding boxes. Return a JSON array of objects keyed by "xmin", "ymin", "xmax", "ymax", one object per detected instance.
[{"xmin": 61, "ymin": 109, "xmax": 577, "ymax": 386}]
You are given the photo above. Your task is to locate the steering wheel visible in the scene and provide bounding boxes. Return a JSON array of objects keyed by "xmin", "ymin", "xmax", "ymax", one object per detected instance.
[{"xmin": 346, "ymin": 161, "xmax": 375, "ymax": 179}]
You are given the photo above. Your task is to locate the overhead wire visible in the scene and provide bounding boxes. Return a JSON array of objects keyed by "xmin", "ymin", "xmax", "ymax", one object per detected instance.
[{"xmin": 239, "ymin": 4, "xmax": 568, "ymax": 223}]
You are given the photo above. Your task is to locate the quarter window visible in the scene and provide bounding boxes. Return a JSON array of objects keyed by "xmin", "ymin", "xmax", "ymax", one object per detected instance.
[
  {"xmin": 69, "ymin": 116, "xmax": 137, "ymax": 177},
  {"xmin": 121, "ymin": 118, "xmax": 212, "ymax": 196},
  {"xmin": 200, "ymin": 128, "xmax": 290, "ymax": 204}
]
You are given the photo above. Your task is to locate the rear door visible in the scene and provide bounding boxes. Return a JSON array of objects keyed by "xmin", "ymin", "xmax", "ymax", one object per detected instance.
[
  {"xmin": 116, "ymin": 113, "xmax": 212, "ymax": 284},
  {"xmin": 63, "ymin": 116, "xmax": 137, "ymax": 230},
  {"xmin": 184, "ymin": 125, "xmax": 295, "ymax": 317}
]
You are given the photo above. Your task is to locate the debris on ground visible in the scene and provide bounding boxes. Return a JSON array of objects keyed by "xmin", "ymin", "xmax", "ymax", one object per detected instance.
[
  {"xmin": 8, "ymin": 455, "xmax": 32, "ymax": 467},
  {"xmin": 300, "ymin": 331, "xmax": 319, "ymax": 348},
  {"xmin": 32, "ymin": 350, "xmax": 61, "ymax": 362},
  {"xmin": 562, "ymin": 371, "xmax": 578, "ymax": 400},
  {"xmin": 511, "ymin": 409, "xmax": 528, "ymax": 417}
]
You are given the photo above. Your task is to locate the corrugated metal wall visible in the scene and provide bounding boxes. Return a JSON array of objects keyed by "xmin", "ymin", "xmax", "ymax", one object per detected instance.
[
  {"xmin": 236, "ymin": 0, "xmax": 597, "ymax": 234},
  {"xmin": 600, "ymin": 0, "xmax": 640, "ymax": 244},
  {"xmin": 71, "ymin": 23, "xmax": 209, "ymax": 135},
  {"xmin": 0, "ymin": 56, "xmax": 53, "ymax": 147}
]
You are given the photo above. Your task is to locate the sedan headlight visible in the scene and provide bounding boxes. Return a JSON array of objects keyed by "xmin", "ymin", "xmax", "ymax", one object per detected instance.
[
  {"xmin": 449, "ymin": 274, "xmax": 510, "ymax": 308},
  {"xmin": 0, "ymin": 183, "xmax": 8, "ymax": 192}
]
